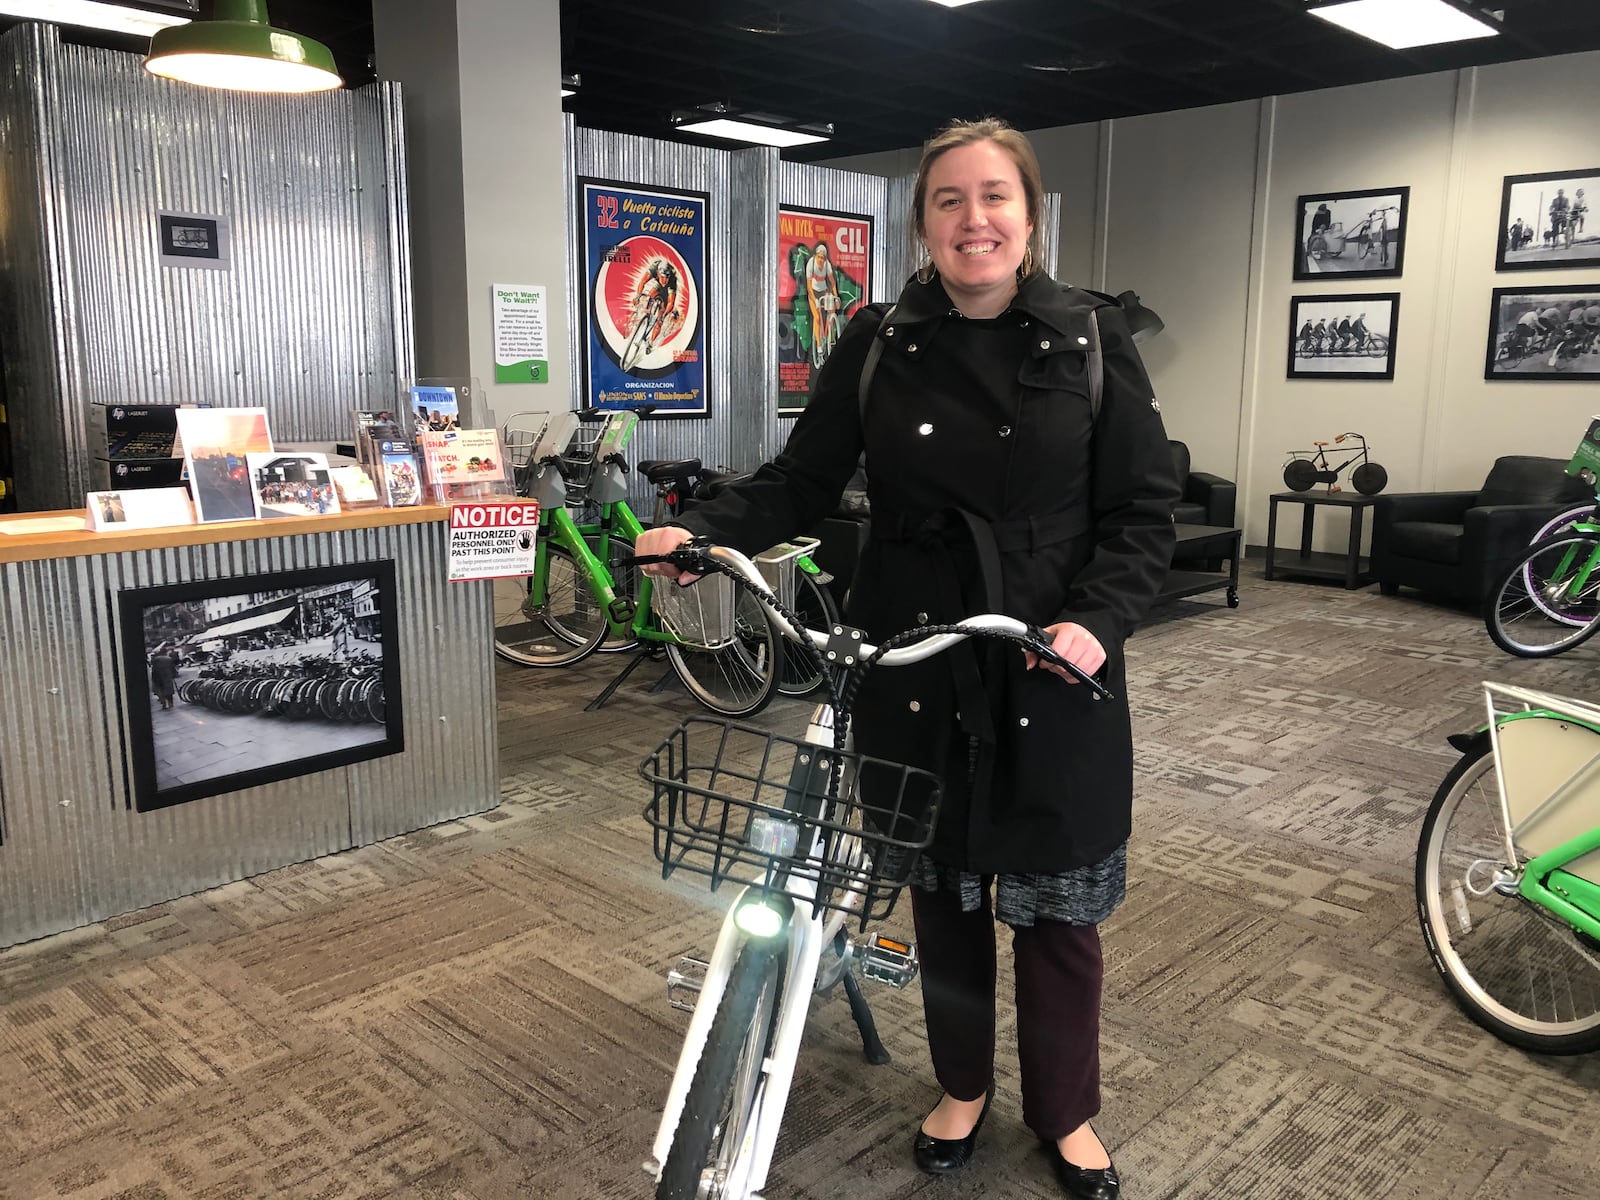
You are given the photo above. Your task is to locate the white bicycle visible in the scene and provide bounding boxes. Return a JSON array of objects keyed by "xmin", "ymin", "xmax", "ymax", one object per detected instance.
[{"xmin": 634, "ymin": 541, "xmax": 1109, "ymax": 1200}]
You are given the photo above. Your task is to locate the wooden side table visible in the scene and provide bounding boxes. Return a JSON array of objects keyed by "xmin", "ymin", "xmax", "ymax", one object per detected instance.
[{"xmin": 1265, "ymin": 491, "xmax": 1377, "ymax": 589}]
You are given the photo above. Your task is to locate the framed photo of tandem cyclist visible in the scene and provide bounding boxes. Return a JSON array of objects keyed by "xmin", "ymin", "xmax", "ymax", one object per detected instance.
[
  {"xmin": 117, "ymin": 561, "xmax": 405, "ymax": 813},
  {"xmin": 1288, "ymin": 293, "xmax": 1399, "ymax": 381},
  {"xmin": 1484, "ymin": 284, "xmax": 1600, "ymax": 381}
]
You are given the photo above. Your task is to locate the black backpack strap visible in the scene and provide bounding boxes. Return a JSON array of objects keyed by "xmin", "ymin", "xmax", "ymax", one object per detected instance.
[{"xmin": 858, "ymin": 304, "xmax": 899, "ymax": 426}]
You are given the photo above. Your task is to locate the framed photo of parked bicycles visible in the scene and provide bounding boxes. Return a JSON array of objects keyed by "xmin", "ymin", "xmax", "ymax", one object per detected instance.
[
  {"xmin": 1484, "ymin": 284, "xmax": 1600, "ymax": 381},
  {"xmin": 1294, "ymin": 187, "xmax": 1409, "ymax": 281},
  {"xmin": 1495, "ymin": 168, "xmax": 1600, "ymax": 272},
  {"xmin": 116, "ymin": 560, "xmax": 404, "ymax": 813},
  {"xmin": 1288, "ymin": 293, "xmax": 1399, "ymax": 380}
]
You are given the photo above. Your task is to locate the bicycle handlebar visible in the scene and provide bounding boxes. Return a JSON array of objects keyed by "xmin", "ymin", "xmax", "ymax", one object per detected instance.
[{"xmin": 629, "ymin": 542, "xmax": 1115, "ymax": 700}]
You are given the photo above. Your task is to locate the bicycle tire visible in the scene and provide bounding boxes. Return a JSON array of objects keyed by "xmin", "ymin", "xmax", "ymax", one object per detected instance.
[
  {"xmin": 1529, "ymin": 502, "xmax": 1597, "ymax": 547},
  {"xmin": 1351, "ymin": 462, "xmax": 1387, "ymax": 496},
  {"xmin": 665, "ymin": 588, "xmax": 781, "ymax": 717},
  {"xmin": 1415, "ymin": 736, "xmax": 1600, "ymax": 1055},
  {"xmin": 1283, "ymin": 458, "xmax": 1317, "ymax": 492},
  {"xmin": 548, "ymin": 535, "xmax": 640, "ymax": 654},
  {"xmin": 493, "ymin": 545, "xmax": 607, "ymax": 667},
  {"xmin": 776, "ymin": 567, "xmax": 838, "ymax": 698},
  {"xmin": 656, "ymin": 938, "xmax": 786, "ymax": 1200},
  {"xmin": 1486, "ymin": 533, "xmax": 1600, "ymax": 658},
  {"xmin": 621, "ymin": 303, "xmax": 658, "ymax": 373}
]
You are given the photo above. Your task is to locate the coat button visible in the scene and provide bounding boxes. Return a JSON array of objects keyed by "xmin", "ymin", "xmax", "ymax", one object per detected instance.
[
  {"xmin": 1019, "ymin": 717, "xmax": 1030, "ymax": 727},
  {"xmin": 909, "ymin": 700, "xmax": 921, "ymax": 713},
  {"xmin": 998, "ymin": 426, "xmax": 1012, "ymax": 437},
  {"xmin": 1020, "ymin": 318, "xmax": 1030, "ymax": 327},
  {"xmin": 885, "ymin": 326, "xmax": 895, "ymax": 337},
  {"xmin": 918, "ymin": 422, "xmax": 934, "ymax": 436},
  {"xmin": 907, "ymin": 343, "xmax": 918, "ymax": 353},
  {"xmin": 1077, "ymin": 335, "xmax": 1089, "ymax": 345},
  {"xmin": 916, "ymin": 612, "xmax": 929, "ymax": 624},
  {"xmin": 1039, "ymin": 339, "xmax": 1050, "ymax": 350}
]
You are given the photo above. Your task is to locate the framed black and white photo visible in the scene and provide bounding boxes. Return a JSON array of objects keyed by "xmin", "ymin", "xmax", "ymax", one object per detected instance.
[
  {"xmin": 1484, "ymin": 284, "xmax": 1600, "ymax": 381},
  {"xmin": 117, "ymin": 561, "xmax": 404, "ymax": 813},
  {"xmin": 1288, "ymin": 293, "xmax": 1399, "ymax": 381},
  {"xmin": 1495, "ymin": 169, "xmax": 1600, "ymax": 271},
  {"xmin": 1294, "ymin": 187, "xmax": 1409, "ymax": 281}
]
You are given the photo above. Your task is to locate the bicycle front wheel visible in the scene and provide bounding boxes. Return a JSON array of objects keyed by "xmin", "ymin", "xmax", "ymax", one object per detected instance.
[
  {"xmin": 1529, "ymin": 503, "xmax": 1597, "ymax": 546},
  {"xmin": 1486, "ymin": 533, "xmax": 1600, "ymax": 657},
  {"xmin": 776, "ymin": 567, "xmax": 838, "ymax": 698},
  {"xmin": 657, "ymin": 938, "xmax": 786, "ymax": 1200},
  {"xmin": 1416, "ymin": 738, "xmax": 1600, "ymax": 1055},
  {"xmin": 493, "ymin": 545, "xmax": 608, "ymax": 667},
  {"xmin": 1351, "ymin": 462, "xmax": 1387, "ymax": 495},
  {"xmin": 665, "ymin": 589, "xmax": 780, "ymax": 717}
]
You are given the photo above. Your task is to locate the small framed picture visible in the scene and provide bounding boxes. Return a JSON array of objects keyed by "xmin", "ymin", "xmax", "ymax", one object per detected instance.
[
  {"xmin": 1294, "ymin": 187, "xmax": 1409, "ymax": 281},
  {"xmin": 1495, "ymin": 169, "xmax": 1600, "ymax": 271},
  {"xmin": 1288, "ymin": 293, "xmax": 1400, "ymax": 381},
  {"xmin": 1484, "ymin": 285, "xmax": 1600, "ymax": 381}
]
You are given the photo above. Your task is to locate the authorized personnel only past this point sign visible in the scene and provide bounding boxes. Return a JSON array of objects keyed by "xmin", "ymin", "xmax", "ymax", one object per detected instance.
[{"xmin": 447, "ymin": 500, "xmax": 541, "ymax": 581}]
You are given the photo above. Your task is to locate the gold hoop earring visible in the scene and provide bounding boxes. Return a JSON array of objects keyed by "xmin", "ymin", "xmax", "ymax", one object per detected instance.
[
  {"xmin": 916, "ymin": 247, "xmax": 937, "ymax": 285},
  {"xmin": 1018, "ymin": 245, "xmax": 1036, "ymax": 280}
]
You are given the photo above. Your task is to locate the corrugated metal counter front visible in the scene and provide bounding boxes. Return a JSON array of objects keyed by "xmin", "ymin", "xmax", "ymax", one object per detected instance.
[{"xmin": 0, "ymin": 506, "xmax": 497, "ymax": 949}]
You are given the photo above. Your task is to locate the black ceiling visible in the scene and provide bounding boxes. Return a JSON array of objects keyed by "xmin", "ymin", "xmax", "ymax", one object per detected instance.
[{"xmin": 17, "ymin": 1, "xmax": 1600, "ymax": 162}]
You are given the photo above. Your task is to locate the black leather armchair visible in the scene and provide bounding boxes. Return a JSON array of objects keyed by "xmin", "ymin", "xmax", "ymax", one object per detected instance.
[
  {"xmin": 1169, "ymin": 440, "xmax": 1236, "ymax": 528},
  {"xmin": 1371, "ymin": 455, "xmax": 1590, "ymax": 612}
]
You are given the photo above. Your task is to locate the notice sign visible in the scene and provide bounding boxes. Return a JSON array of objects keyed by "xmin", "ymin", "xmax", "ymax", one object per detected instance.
[
  {"xmin": 448, "ymin": 500, "xmax": 540, "ymax": 581},
  {"xmin": 492, "ymin": 284, "xmax": 550, "ymax": 383}
]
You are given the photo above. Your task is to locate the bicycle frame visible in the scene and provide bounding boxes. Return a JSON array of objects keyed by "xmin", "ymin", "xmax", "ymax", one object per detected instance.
[{"xmin": 1480, "ymin": 683, "xmax": 1600, "ymax": 943}]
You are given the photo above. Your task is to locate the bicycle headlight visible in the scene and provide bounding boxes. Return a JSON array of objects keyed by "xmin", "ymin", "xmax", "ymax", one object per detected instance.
[{"xmin": 733, "ymin": 893, "xmax": 793, "ymax": 939}]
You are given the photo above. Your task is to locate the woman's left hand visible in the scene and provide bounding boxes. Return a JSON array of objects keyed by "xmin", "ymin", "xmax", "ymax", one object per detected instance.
[{"xmin": 1024, "ymin": 621, "xmax": 1105, "ymax": 684}]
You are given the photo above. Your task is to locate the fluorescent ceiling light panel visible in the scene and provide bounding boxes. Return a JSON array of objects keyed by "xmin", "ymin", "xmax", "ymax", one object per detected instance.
[
  {"xmin": 0, "ymin": 0, "xmax": 190, "ymax": 37},
  {"xmin": 675, "ymin": 117, "xmax": 828, "ymax": 148},
  {"xmin": 924, "ymin": 0, "xmax": 991, "ymax": 7},
  {"xmin": 1309, "ymin": 0, "xmax": 1500, "ymax": 50}
]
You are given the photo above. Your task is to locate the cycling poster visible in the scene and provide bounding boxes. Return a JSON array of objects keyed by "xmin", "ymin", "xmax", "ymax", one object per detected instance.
[
  {"xmin": 1287, "ymin": 293, "xmax": 1398, "ymax": 381},
  {"xmin": 777, "ymin": 206, "xmax": 872, "ymax": 414},
  {"xmin": 1294, "ymin": 186, "xmax": 1409, "ymax": 282},
  {"xmin": 1484, "ymin": 285, "xmax": 1600, "ymax": 382},
  {"xmin": 578, "ymin": 177, "xmax": 709, "ymax": 419},
  {"xmin": 1496, "ymin": 168, "xmax": 1600, "ymax": 272}
]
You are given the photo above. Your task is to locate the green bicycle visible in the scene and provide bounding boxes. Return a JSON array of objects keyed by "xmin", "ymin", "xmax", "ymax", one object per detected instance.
[
  {"xmin": 492, "ymin": 410, "xmax": 833, "ymax": 715},
  {"xmin": 1417, "ymin": 681, "xmax": 1600, "ymax": 1054}
]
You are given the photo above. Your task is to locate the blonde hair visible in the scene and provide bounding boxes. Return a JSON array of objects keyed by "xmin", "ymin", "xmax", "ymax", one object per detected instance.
[{"xmin": 912, "ymin": 117, "xmax": 1044, "ymax": 278}]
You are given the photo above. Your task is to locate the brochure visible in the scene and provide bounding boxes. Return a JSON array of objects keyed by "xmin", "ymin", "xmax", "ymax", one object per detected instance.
[
  {"xmin": 378, "ymin": 439, "xmax": 422, "ymax": 507},
  {"xmin": 409, "ymin": 384, "xmax": 461, "ymax": 435},
  {"xmin": 418, "ymin": 427, "xmax": 511, "ymax": 501},
  {"xmin": 329, "ymin": 465, "xmax": 380, "ymax": 506},
  {"xmin": 246, "ymin": 452, "xmax": 340, "ymax": 519},
  {"xmin": 353, "ymin": 408, "xmax": 406, "ymax": 471}
]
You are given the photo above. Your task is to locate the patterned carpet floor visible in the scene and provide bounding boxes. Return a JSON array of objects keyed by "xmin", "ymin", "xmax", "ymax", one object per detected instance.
[{"xmin": 2, "ymin": 560, "xmax": 1599, "ymax": 1199}]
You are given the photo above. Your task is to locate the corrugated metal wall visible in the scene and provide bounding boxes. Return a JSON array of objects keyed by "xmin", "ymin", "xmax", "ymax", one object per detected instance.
[
  {"xmin": 564, "ymin": 119, "xmax": 1060, "ymax": 486},
  {"xmin": 0, "ymin": 23, "xmax": 416, "ymax": 512},
  {"xmin": 0, "ymin": 520, "xmax": 497, "ymax": 949}
]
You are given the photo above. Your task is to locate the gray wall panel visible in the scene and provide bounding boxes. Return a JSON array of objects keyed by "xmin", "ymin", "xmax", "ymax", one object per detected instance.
[
  {"xmin": 0, "ymin": 24, "xmax": 416, "ymax": 512},
  {"xmin": 0, "ymin": 520, "xmax": 496, "ymax": 949}
]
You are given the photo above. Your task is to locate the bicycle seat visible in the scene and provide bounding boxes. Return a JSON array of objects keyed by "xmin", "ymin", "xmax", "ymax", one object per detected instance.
[
  {"xmin": 640, "ymin": 458, "xmax": 702, "ymax": 485},
  {"xmin": 1313, "ymin": 441, "xmax": 1330, "ymax": 447}
]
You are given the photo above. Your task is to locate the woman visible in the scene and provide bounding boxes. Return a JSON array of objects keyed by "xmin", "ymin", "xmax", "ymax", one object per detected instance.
[{"xmin": 635, "ymin": 118, "xmax": 1177, "ymax": 1199}]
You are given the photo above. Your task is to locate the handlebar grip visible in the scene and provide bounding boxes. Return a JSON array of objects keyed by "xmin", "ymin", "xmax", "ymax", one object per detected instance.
[
  {"xmin": 1023, "ymin": 625, "xmax": 1116, "ymax": 701},
  {"xmin": 603, "ymin": 452, "xmax": 631, "ymax": 474}
]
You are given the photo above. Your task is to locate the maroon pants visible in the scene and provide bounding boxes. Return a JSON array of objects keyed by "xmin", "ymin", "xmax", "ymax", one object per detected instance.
[{"xmin": 909, "ymin": 881, "xmax": 1104, "ymax": 1139}]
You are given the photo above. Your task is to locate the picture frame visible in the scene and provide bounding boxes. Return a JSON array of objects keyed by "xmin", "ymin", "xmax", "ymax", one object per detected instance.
[
  {"xmin": 1495, "ymin": 169, "xmax": 1600, "ymax": 271},
  {"xmin": 1293, "ymin": 187, "xmax": 1409, "ymax": 281},
  {"xmin": 1484, "ymin": 284, "xmax": 1600, "ymax": 381},
  {"xmin": 1288, "ymin": 293, "xmax": 1400, "ymax": 381},
  {"xmin": 117, "ymin": 560, "xmax": 404, "ymax": 813},
  {"xmin": 174, "ymin": 407, "xmax": 274, "ymax": 523}
]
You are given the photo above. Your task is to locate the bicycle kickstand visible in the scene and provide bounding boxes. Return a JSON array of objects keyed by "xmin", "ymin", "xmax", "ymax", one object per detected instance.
[{"xmin": 841, "ymin": 969, "xmax": 892, "ymax": 1065}]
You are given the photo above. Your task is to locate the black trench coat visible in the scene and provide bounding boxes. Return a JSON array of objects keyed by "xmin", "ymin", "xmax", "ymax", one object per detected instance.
[{"xmin": 676, "ymin": 272, "xmax": 1179, "ymax": 874}]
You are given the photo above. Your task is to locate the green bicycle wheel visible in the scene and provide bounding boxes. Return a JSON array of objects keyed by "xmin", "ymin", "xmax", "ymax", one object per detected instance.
[
  {"xmin": 493, "ymin": 545, "xmax": 607, "ymax": 667},
  {"xmin": 1486, "ymin": 533, "xmax": 1600, "ymax": 658}
]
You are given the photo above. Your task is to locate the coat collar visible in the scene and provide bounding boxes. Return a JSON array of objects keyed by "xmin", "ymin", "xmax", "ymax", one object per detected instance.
[{"xmin": 887, "ymin": 272, "xmax": 1111, "ymax": 342}]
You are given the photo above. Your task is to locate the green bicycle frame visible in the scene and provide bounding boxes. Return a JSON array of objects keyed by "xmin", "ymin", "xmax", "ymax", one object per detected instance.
[{"xmin": 1485, "ymin": 709, "xmax": 1600, "ymax": 943}]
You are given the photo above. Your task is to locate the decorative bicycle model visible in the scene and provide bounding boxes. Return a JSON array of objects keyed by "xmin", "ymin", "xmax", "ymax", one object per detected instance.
[
  {"xmin": 1281, "ymin": 432, "xmax": 1388, "ymax": 495},
  {"xmin": 1416, "ymin": 680, "xmax": 1600, "ymax": 1054},
  {"xmin": 633, "ymin": 540, "xmax": 1109, "ymax": 1199}
]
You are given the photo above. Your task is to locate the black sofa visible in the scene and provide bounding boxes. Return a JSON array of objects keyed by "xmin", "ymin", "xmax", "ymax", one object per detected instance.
[
  {"xmin": 1371, "ymin": 455, "xmax": 1590, "ymax": 612},
  {"xmin": 1169, "ymin": 440, "xmax": 1236, "ymax": 528}
]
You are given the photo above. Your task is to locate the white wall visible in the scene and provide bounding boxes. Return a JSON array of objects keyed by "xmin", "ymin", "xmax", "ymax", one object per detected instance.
[{"xmin": 827, "ymin": 48, "xmax": 1600, "ymax": 551}]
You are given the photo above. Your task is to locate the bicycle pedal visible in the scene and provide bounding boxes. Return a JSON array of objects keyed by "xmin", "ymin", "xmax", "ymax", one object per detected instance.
[
  {"xmin": 854, "ymin": 932, "xmax": 918, "ymax": 988},
  {"xmin": 666, "ymin": 956, "xmax": 707, "ymax": 1012}
]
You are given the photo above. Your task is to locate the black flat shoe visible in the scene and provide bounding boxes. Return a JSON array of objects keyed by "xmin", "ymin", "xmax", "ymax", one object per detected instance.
[
  {"xmin": 912, "ymin": 1084, "xmax": 995, "ymax": 1174},
  {"xmin": 1043, "ymin": 1133, "xmax": 1121, "ymax": 1199}
]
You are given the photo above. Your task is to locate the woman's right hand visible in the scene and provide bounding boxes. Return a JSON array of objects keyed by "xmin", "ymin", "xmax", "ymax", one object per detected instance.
[{"xmin": 634, "ymin": 524, "xmax": 701, "ymax": 585}]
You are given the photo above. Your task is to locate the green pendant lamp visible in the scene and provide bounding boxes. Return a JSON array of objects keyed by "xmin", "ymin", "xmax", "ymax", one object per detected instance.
[{"xmin": 144, "ymin": 0, "xmax": 343, "ymax": 93}]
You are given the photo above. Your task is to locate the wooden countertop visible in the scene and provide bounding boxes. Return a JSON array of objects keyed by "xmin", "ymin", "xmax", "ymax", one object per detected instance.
[{"xmin": 0, "ymin": 504, "xmax": 449, "ymax": 565}]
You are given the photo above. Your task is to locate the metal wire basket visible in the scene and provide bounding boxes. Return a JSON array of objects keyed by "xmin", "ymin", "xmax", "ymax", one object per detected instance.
[
  {"xmin": 649, "ymin": 572, "xmax": 739, "ymax": 648},
  {"xmin": 640, "ymin": 717, "xmax": 943, "ymax": 924},
  {"xmin": 558, "ymin": 422, "xmax": 607, "ymax": 502}
]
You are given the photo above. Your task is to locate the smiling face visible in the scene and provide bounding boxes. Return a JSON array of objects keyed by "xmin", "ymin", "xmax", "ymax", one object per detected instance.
[{"xmin": 918, "ymin": 139, "xmax": 1034, "ymax": 318}]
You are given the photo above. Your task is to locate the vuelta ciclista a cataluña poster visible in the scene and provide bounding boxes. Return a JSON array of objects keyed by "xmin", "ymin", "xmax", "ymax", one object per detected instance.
[
  {"xmin": 579, "ymin": 177, "xmax": 710, "ymax": 419},
  {"xmin": 777, "ymin": 206, "xmax": 872, "ymax": 414}
]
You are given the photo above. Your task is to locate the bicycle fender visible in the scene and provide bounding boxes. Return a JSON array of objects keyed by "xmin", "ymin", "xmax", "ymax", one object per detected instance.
[{"xmin": 1447, "ymin": 727, "xmax": 1490, "ymax": 755}]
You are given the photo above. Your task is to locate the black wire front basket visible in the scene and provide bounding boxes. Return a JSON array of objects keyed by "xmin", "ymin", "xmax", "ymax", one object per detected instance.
[{"xmin": 640, "ymin": 717, "xmax": 943, "ymax": 926}]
